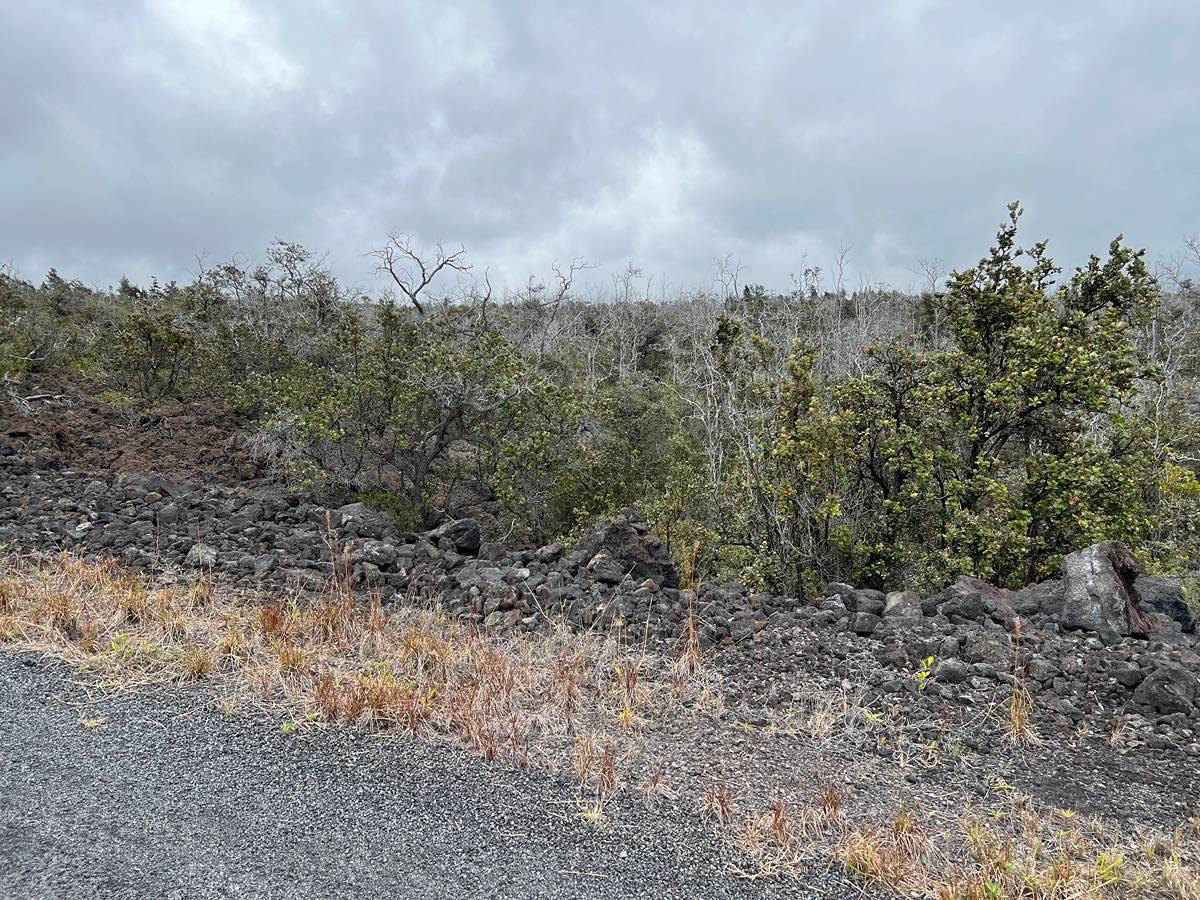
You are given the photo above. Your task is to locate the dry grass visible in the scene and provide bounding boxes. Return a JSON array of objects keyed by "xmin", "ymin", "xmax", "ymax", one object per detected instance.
[
  {"xmin": 1005, "ymin": 617, "xmax": 1039, "ymax": 746},
  {"xmin": 0, "ymin": 553, "xmax": 714, "ymax": 780},
  {"xmin": 2, "ymin": 552, "xmax": 1197, "ymax": 899},
  {"xmin": 726, "ymin": 784, "xmax": 1200, "ymax": 899}
]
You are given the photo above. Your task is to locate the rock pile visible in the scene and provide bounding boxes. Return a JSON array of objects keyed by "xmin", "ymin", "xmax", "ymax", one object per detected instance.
[{"xmin": 1, "ymin": 441, "xmax": 1197, "ymax": 750}]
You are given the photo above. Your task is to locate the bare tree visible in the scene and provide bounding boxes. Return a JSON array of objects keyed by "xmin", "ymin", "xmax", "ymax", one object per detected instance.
[
  {"xmin": 911, "ymin": 256, "xmax": 947, "ymax": 294},
  {"xmin": 371, "ymin": 234, "xmax": 471, "ymax": 315},
  {"xmin": 714, "ymin": 253, "xmax": 744, "ymax": 301},
  {"xmin": 832, "ymin": 243, "xmax": 852, "ymax": 296}
]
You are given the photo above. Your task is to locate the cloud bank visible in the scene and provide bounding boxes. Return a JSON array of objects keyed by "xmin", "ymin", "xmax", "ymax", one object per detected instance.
[{"xmin": 2, "ymin": 0, "xmax": 1197, "ymax": 294}]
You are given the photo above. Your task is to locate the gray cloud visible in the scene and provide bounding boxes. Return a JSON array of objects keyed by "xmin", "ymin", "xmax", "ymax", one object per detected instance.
[{"xmin": 2, "ymin": 0, "xmax": 1197, "ymax": 295}]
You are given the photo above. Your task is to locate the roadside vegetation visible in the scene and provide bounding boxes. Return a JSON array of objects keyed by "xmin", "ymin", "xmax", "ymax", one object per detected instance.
[
  {"xmin": 3, "ymin": 206, "xmax": 1199, "ymax": 601},
  {"xmin": 1, "ymin": 552, "xmax": 1197, "ymax": 897}
]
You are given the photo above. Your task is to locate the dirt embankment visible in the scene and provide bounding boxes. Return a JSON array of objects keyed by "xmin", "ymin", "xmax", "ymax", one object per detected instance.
[{"xmin": 1, "ymin": 372, "xmax": 270, "ymax": 486}]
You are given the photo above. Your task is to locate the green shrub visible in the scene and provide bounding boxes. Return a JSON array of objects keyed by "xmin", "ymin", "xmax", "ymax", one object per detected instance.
[{"xmin": 98, "ymin": 304, "xmax": 196, "ymax": 402}]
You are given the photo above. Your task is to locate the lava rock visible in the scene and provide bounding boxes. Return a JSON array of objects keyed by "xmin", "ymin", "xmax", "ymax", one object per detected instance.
[
  {"xmin": 1133, "ymin": 662, "xmax": 1198, "ymax": 715},
  {"xmin": 824, "ymin": 582, "xmax": 859, "ymax": 611},
  {"xmin": 849, "ymin": 612, "xmax": 881, "ymax": 635},
  {"xmin": 1135, "ymin": 575, "xmax": 1196, "ymax": 634},
  {"xmin": 426, "ymin": 518, "xmax": 483, "ymax": 556},
  {"xmin": 185, "ymin": 543, "xmax": 217, "ymax": 568},
  {"xmin": 478, "ymin": 541, "xmax": 506, "ymax": 562},
  {"xmin": 855, "ymin": 589, "xmax": 886, "ymax": 617},
  {"xmin": 1060, "ymin": 541, "xmax": 1158, "ymax": 641},
  {"xmin": 356, "ymin": 539, "xmax": 399, "ymax": 569},
  {"xmin": 935, "ymin": 658, "xmax": 970, "ymax": 684},
  {"xmin": 572, "ymin": 509, "xmax": 678, "ymax": 589},
  {"xmin": 336, "ymin": 502, "xmax": 397, "ymax": 540},
  {"xmin": 883, "ymin": 590, "xmax": 923, "ymax": 619},
  {"xmin": 587, "ymin": 551, "xmax": 626, "ymax": 585}
]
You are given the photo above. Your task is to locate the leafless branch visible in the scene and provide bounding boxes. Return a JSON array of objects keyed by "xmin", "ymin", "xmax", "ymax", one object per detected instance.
[{"xmin": 370, "ymin": 234, "xmax": 471, "ymax": 315}]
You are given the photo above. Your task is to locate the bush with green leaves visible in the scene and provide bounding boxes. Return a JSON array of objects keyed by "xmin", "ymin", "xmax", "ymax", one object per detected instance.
[
  {"xmin": 5, "ymin": 212, "xmax": 1199, "ymax": 594},
  {"xmin": 252, "ymin": 300, "xmax": 583, "ymax": 534},
  {"xmin": 666, "ymin": 205, "xmax": 1197, "ymax": 595},
  {"xmin": 95, "ymin": 280, "xmax": 198, "ymax": 402},
  {"xmin": 738, "ymin": 203, "xmax": 1198, "ymax": 594},
  {"xmin": 0, "ymin": 269, "xmax": 96, "ymax": 375},
  {"xmin": 845, "ymin": 205, "xmax": 1164, "ymax": 588}
]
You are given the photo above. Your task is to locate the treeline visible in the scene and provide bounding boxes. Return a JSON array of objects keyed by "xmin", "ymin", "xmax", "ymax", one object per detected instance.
[{"xmin": 3, "ymin": 206, "xmax": 1199, "ymax": 597}]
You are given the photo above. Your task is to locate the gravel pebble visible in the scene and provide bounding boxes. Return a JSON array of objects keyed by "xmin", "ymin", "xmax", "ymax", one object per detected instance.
[{"xmin": 0, "ymin": 653, "xmax": 876, "ymax": 899}]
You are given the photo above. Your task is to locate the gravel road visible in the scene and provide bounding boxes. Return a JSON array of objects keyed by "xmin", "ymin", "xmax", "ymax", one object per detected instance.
[{"xmin": 0, "ymin": 653, "xmax": 874, "ymax": 899}]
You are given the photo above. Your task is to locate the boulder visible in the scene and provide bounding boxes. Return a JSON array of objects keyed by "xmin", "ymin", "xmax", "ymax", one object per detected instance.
[
  {"xmin": 336, "ymin": 502, "xmax": 397, "ymax": 540},
  {"xmin": 824, "ymin": 582, "xmax": 859, "ymax": 611},
  {"xmin": 883, "ymin": 590, "xmax": 923, "ymax": 619},
  {"xmin": 962, "ymin": 631, "xmax": 1012, "ymax": 668},
  {"xmin": 572, "ymin": 508, "xmax": 678, "ymax": 589},
  {"xmin": 426, "ymin": 518, "xmax": 482, "ymax": 556},
  {"xmin": 1132, "ymin": 662, "xmax": 1198, "ymax": 715},
  {"xmin": 478, "ymin": 541, "xmax": 507, "ymax": 562},
  {"xmin": 253, "ymin": 553, "xmax": 277, "ymax": 579},
  {"xmin": 1060, "ymin": 541, "xmax": 1159, "ymax": 641},
  {"xmin": 849, "ymin": 612, "xmax": 881, "ymax": 636},
  {"xmin": 185, "ymin": 542, "xmax": 217, "ymax": 568},
  {"xmin": 116, "ymin": 472, "xmax": 187, "ymax": 498},
  {"xmin": 855, "ymin": 589, "xmax": 886, "ymax": 617},
  {"xmin": 933, "ymin": 581, "xmax": 985, "ymax": 623},
  {"xmin": 356, "ymin": 539, "xmax": 398, "ymax": 569},
  {"xmin": 1134, "ymin": 575, "xmax": 1195, "ymax": 634},
  {"xmin": 586, "ymin": 551, "xmax": 626, "ymax": 585},
  {"xmin": 1012, "ymin": 579, "xmax": 1064, "ymax": 618},
  {"xmin": 535, "ymin": 542, "xmax": 564, "ymax": 564},
  {"xmin": 935, "ymin": 658, "xmax": 970, "ymax": 685},
  {"xmin": 929, "ymin": 575, "xmax": 1019, "ymax": 626}
]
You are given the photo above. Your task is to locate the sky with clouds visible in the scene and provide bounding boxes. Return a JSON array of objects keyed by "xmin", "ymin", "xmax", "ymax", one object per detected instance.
[{"xmin": 2, "ymin": 0, "xmax": 1198, "ymax": 296}]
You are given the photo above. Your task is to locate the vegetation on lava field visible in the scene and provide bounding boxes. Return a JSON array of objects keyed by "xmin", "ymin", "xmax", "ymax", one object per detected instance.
[{"xmin": 3, "ymin": 208, "xmax": 1200, "ymax": 599}]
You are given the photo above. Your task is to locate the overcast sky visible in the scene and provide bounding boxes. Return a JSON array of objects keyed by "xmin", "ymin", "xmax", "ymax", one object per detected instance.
[{"xmin": 3, "ymin": 1, "xmax": 1198, "ymax": 297}]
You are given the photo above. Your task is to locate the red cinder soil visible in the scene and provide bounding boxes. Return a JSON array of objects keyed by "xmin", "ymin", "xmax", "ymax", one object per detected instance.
[{"xmin": 1, "ymin": 372, "xmax": 273, "ymax": 487}]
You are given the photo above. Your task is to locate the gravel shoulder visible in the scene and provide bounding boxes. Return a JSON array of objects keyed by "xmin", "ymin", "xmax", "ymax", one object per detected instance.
[{"xmin": 0, "ymin": 652, "xmax": 873, "ymax": 900}]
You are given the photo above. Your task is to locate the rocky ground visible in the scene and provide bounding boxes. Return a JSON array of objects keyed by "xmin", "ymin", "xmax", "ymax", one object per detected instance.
[
  {"xmin": 2, "ymin": 376, "xmax": 1199, "ymax": 897},
  {"xmin": 3, "ymin": 391, "xmax": 1196, "ymax": 761}
]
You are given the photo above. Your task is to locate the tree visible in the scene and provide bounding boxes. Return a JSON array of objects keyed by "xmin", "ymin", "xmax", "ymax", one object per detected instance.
[
  {"xmin": 370, "ymin": 235, "xmax": 470, "ymax": 315},
  {"xmin": 844, "ymin": 203, "xmax": 1161, "ymax": 587}
]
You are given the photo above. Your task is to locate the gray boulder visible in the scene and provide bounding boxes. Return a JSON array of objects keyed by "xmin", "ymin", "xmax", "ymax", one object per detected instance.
[
  {"xmin": 883, "ymin": 590, "xmax": 923, "ymax": 619},
  {"xmin": 116, "ymin": 472, "xmax": 187, "ymax": 498},
  {"xmin": 935, "ymin": 658, "xmax": 970, "ymax": 685},
  {"xmin": 848, "ymin": 612, "xmax": 881, "ymax": 636},
  {"xmin": 185, "ymin": 542, "xmax": 217, "ymax": 568},
  {"xmin": 586, "ymin": 551, "xmax": 626, "ymax": 586},
  {"xmin": 1012, "ymin": 578, "xmax": 1065, "ymax": 618},
  {"xmin": 356, "ymin": 539, "xmax": 399, "ymax": 568},
  {"xmin": 1060, "ymin": 541, "xmax": 1159, "ymax": 641},
  {"xmin": 336, "ymin": 502, "xmax": 397, "ymax": 540},
  {"xmin": 1134, "ymin": 575, "xmax": 1195, "ymax": 634},
  {"xmin": 535, "ymin": 542, "xmax": 564, "ymax": 564},
  {"xmin": 253, "ymin": 553, "xmax": 277, "ymax": 578},
  {"xmin": 929, "ymin": 575, "xmax": 1018, "ymax": 625},
  {"xmin": 824, "ymin": 582, "xmax": 859, "ymax": 611},
  {"xmin": 478, "ymin": 541, "xmax": 507, "ymax": 562},
  {"xmin": 426, "ymin": 518, "xmax": 482, "ymax": 556},
  {"xmin": 932, "ymin": 580, "xmax": 985, "ymax": 623},
  {"xmin": 855, "ymin": 589, "xmax": 886, "ymax": 617},
  {"xmin": 1132, "ymin": 662, "xmax": 1198, "ymax": 715}
]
